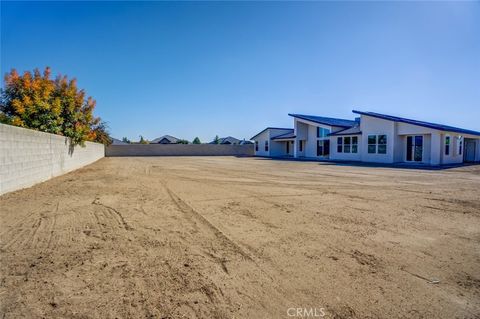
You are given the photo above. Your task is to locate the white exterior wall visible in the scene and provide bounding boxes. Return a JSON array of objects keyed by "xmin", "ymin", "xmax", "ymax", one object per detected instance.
[
  {"xmin": 330, "ymin": 135, "xmax": 362, "ymax": 161},
  {"xmin": 304, "ymin": 124, "xmax": 317, "ymax": 157},
  {"xmin": 253, "ymin": 128, "xmax": 292, "ymax": 157},
  {"xmin": 440, "ymin": 133, "xmax": 464, "ymax": 165},
  {"xmin": 294, "ymin": 120, "xmax": 308, "ymax": 157},
  {"xmin": 361, "ymin": 120, "xmax": 474, "ymax": 165},
  {"xmin": 0, "ymin": 124, "xmax": 105, "ymax": 195},
  {"xmin": 360, "ymin": 119, "xmax": 466, "ymax": 165},
  {"xmin": 294, "ymin": 119, "xmax": 346, "ymax": 159},
  {"xmin": 359, "ymin": 115, "xmax": 396, "ymax": 163},
  {"xmin": 253, "ymin": 130, "xmax": 270, "ymax": 156},
  {"xmin": 393, "ymin": 134, "xmax": 404, "ymax": 163},
  {"xmin": 430, "ymin": 132, "xmax": 442, "ymax": 165},
  {"xmin": 396, "ymin": 122, "xmax": 440, "ymax": 164}
]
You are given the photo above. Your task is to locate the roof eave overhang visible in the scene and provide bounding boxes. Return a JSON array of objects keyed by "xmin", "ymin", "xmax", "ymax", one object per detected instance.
[
  {"xmin": 272, "ymin": 137, "xmax": 296, "ymax": 141},
  {"xmin": 250, "ymin": 127, "xmax": 293, "ymax": 140},
  {"xmin": 288, "ymin": 114, "xmax": 353, "ymax": 128},
  {"xmin": 329, "ymin": 131, "xmax": 362, "ymax": 137},
  {"xmin": 353, "ymin": 110, "xmax": 480, "ymax": 137}
]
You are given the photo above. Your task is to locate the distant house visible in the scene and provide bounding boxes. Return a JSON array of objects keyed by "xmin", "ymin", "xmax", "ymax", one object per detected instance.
[
  {"xmin": 111, "ymin": 138, "xmax": 128, "ymax": 145},
  {"xmin": 211, "ymin": 136, "xmax": 241, "ymax": 145},
  {"xmin": 239, "ymin": 139, "xmax": 253, "ymax": 145},
  {"xmin": 251, "ymin": 110, "xmax": 480, "ymax": 165},
  {"xmin": 150, "ymin": 135, "xmax": 180, "ymax": 144}
]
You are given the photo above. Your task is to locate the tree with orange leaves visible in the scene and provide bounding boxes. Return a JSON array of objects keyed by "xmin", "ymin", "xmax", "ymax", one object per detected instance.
[{"xmin": 0, "ymin": 67, "xmax": 111, "ymax": 146}]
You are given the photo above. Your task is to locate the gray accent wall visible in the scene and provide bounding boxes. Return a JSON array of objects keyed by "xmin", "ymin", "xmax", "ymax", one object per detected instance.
[{"xmin": 106, "ymin": 144, "xmax": 254, "ymax": 157}]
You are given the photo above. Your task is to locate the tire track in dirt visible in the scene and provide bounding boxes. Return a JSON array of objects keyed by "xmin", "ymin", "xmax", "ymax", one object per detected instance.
[
  {"xmin": 159, "ymin": 180, "xmax": 279, "ymax": 283},
  {"xmin": 92, "ymin": 198, "xmax": 133, "ymax": 231},
  {"xmin": 161, "ymin": 182, "xmax": 254, "ymax": 263}
]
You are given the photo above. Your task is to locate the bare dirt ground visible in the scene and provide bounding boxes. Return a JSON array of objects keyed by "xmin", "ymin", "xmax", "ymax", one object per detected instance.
[{"xmin": 1, "ymin": 157, "xmax": 479, "ymax": 319}]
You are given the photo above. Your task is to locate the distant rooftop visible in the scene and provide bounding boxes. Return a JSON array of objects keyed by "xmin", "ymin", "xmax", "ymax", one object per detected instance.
[
  {"xmin": 111, "ymin": 137, "xmax": 128, "ymax": 145},
  {"xmin": 150, "ymin": 135, "xmax": 180, "ymax": 144},
  {"xmin": 215, "ymin": 136, "xmax": 241, "ymax": 144}
]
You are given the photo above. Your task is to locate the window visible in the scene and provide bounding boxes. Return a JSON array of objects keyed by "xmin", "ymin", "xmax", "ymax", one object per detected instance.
[
  {"xmin": 317, "ymin": 140, "xmax": 330, "ymax": 156},
  {"xmin": 344, "ymin": 136, "xmax": 351, "ymax": 153},
  {"xmin": 457, "ymin": 136, "xmax": 463, "ymax": 156},
  {"xmin": 265, "ymin": 141, "xmax": 269, "ymax": 152},
  {"xmin": 255, "ymin": 141, "xmax": 258, "ymax": 152},
  {"xmin": 368, "ymin": 135, "xmax": 377, "ymax": 153},
  {"xmin": 299, "ymin": 140, "xmax": 303, "ymax": 152},
  {"xmin": 368, "ymin": 135, "xmax": 387, "ymax": 154},
  {"xmin": 445, "ymin": 136, "xmax": 450, "ymax": 155},
  {"xmin": 352, "ymin": 136, "xmax": 358, "ymax": 153},
  {"xmin": 336, "ymin": 136, "xmax": 359, "ymax": 154},
  {"xmin": 378, "ymin": 135, "xmax": 387, "ymax": 154},
  {"xmin": 317, "ymin": 127, "xmax": 331, "ymax": 138}
]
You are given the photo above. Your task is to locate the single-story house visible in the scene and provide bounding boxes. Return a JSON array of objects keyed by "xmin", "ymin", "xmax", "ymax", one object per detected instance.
[
  {"xmin": 251, "ymin": 110, "xmax": 480, "ymax": 165},
  {"xmin": 210, "ymin": 136, "xmax": 242, "ymax": 144},
  {"xmin": 150, "ymin": 135, "xmax": 181, "ymax": 144},
  {"xmin": 111, "ymin": 138, "xmax": 128, "ymax": 145},
  {"xmin": 239, "ymin": 139, "xmax": 253, "ymax": 145}
]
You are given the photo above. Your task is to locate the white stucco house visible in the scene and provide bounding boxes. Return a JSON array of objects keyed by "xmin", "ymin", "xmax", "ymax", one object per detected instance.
[
  {"xmin": 251, "ymin": 110, "xmax": 480, "ymax": 165},
  {"xmin": 209, "ymin": 136, "xmax": 242, "ymax": 145}
]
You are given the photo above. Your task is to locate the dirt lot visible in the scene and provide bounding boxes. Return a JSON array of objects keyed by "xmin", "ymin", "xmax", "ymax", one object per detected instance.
[{"xmin": 1, "ymin": 157, "xmax": 479, "ymax": 318}]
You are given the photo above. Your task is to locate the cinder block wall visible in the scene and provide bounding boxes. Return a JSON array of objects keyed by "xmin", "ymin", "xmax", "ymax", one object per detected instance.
[
  {"xmin": 106, "ymin": 144, "xmax": 254, "ymax": 157},
  {"xmin": 0, "ymin": 124, "xmax": 105, "ymax": 195}
]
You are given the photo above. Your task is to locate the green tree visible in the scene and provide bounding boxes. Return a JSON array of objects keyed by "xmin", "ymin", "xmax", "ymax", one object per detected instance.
[
  {"xmin": 177, "ymin": 139, "xmax": 189, "ymax": 144},
  {"xmin": 0, "ymin": 67, "xmax": 110, "ymax": 146},
  {"xmin": 213, "ymin": 135, "xmax": 220, "ymax": 144},
  {"xmin": 91, "ymin": 121, "xmax": 112, "ymax": 146},
  {"xmin": 122, "ymin": 137, "xmax": 131, "ymax": 144},
  {"xmin": 139, "ymin": 135, "xmax": 149, "ymax": 144},
  {"xmin": 192, "ymin": 137, "xmax": 201, "ymax": 144}
]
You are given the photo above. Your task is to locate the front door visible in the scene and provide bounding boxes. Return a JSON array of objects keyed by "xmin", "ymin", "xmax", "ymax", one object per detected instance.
[
  {"xmin": 406, "ymin": 136, "xmax": 423, "ymax": 162},
  {"xmin": 464, "ymin": 140, "xmax": 476, "ymax": 162},
  {"xmin": 286, "ymin": 141, "xmax": 290, "ymax": 154}
]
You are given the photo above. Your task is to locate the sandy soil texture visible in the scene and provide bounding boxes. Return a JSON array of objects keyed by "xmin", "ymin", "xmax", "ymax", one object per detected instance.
[{"xmin": 1, "ymin": 157, "xmax": 479, "ymax": 319}]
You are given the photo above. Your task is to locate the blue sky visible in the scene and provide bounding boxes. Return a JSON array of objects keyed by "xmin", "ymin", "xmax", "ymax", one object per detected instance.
[{"xmin": 1, "ymin": 1, "xmax": 479, "ymax": 142}]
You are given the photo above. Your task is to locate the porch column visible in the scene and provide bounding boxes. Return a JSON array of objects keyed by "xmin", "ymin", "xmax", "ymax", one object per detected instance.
[
  {"xmin": 430, "ymin": 132, "xmax": 441, "ymax": 165},
  {"xmin": 293, "ymin": 139, "xmax": 298, "ymax": 158},
  {"xmin": 293, "ymin": 119, "xmax": 299, "ymax": 158}
]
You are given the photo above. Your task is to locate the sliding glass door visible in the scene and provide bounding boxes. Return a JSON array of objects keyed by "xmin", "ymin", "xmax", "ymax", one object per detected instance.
[
  {"xmin": 406, "ymin": 135, "xmax": 423, "ymax": 162},
  {"xmin": 316, "ymin": 139, "xmax": 330, "ymax": 157}
]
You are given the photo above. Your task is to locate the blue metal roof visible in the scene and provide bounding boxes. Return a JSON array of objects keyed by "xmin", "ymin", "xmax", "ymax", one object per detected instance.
[
  {"xmin": 288, "ymin": 114, "xmax": 356, "ymax": 128},
  {"xmin": 272, "ymin": 131, "xmax": 296, "ymax": 140},
  {"xmin": 250, "ymin": 127, "xmax": 293, "ymax": 140},
  {"xmin": 353, "ymin": 110, "xmax": 480, "ymax": 137}
]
